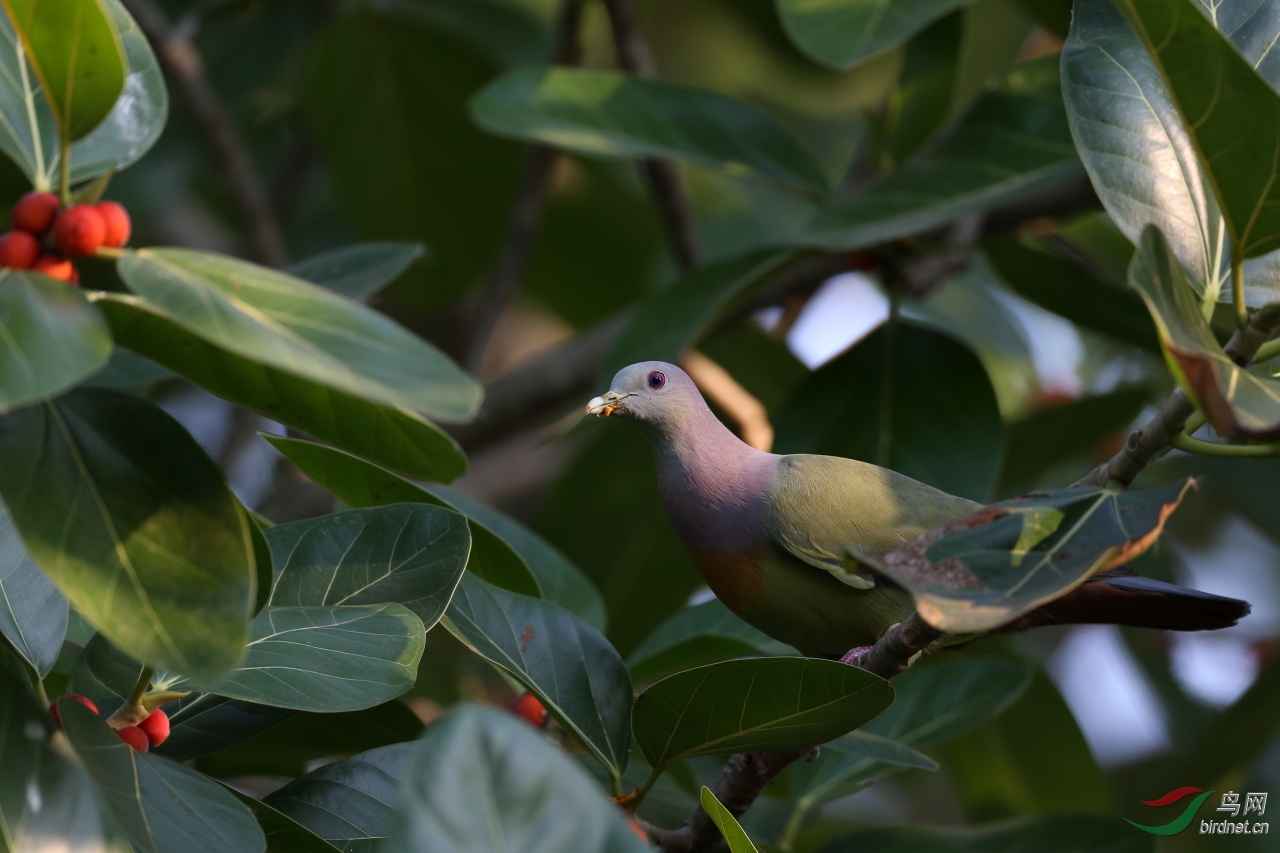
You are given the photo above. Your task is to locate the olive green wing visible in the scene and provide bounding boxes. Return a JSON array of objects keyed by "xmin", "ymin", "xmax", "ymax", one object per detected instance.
[{"xmin": 766, "ymin": 454, "xmax": 981, "ymax": 589}]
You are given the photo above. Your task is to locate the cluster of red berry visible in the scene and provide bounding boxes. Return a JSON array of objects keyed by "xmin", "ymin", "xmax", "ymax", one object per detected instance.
[
  {"xmin": 49, "ymin": 693, "xmax": 170, "ymax": 751},
  {"xmin": 0, "ymin": 191, "xmax": 131, "ymax": 283}
]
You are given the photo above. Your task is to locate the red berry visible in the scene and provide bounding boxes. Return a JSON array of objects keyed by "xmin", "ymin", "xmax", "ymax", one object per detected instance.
[
  {"xmin": 53, "ymin": 205, "xmax": 106, "ymax": 257},
  {"xmin": 0, "ymin": 230, "xmax": 40, "ymax": 268},
  {"xmin": 33, "ymin": 253, "xmax": 76, "ymax": 283},
  {"xmin": 511, "ymin": 691, "xmax": 549, "ymax": 728},
  {"xmin": 139, "ymin": 708, "xmax": 170, "ymax": 748},
  {"xmin": 11, "ymin": 191, "xmax": 59, "ymax": 235},
  {"xmin": 96, "ymin": 201, "xmax": 131, "ymax": 248},
  {"xmin": 48, "ymin": 694, "xmax": 99, "ymax": 729},
  {"xmin": 116, "ymin": 725, "xmax": 149, "ymax": 751}
]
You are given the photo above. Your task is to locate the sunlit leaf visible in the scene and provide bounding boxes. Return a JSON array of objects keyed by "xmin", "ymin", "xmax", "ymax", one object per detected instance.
[{"xmin": 699, "ymin": 786, "xmax": 759, "ymax": 853}]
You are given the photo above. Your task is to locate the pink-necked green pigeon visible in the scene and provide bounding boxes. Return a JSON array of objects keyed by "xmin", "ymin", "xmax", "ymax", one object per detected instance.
[{"xmin": 586, "ymin": 362, "xmax": 1249, "ymax": 658}]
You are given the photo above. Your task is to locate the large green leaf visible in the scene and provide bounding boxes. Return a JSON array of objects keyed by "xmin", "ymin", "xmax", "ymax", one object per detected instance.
[
  {"xmin": 699, "ymin": 787, "xmax": 759, "ymax": 853},
  {"xmin": 775, "ymin": 321, "xmax": 1005, "ymax": 502},
  {"xmin": 0, "ymin": 388, "xmax": 254, "ymax": 681},
  {"xmin": 632, "ymin": 657, "xmax": 893, "ymax": 770},
  {"xmin": 822, "ymin": 729, "xmax": 939, "ymax": 772},
  {"xmin": 264, "ymin": 741, "xmax": 409, "ymax": 852},
  {"xmin": 101, "ymin": 248, "xmax": 479, "ymax": 481},
  {"xmin": 0, "ymin": 500, "xmax": 66, "ymax": 676},
  {"xmin": 796, "ymin": 657, "xmax": 1033, "ymax": 807},
  {"xmin": 231, "ymin": 792, "xmax": 340, "ymax": 853},
  {"xmin": 817, "ymin": 815, "xmax": 1152, "ymax": 853},
  {"xmin": 267, "ymin": 504, "xmax": 470, "ymax": 628},
  {"xmin": 0, "ymin": 664, "xmax": 112, "ymax": 852},
  {"xmin": 627, "ymin": 598, "xmax": 797, "ymax": 684},
  {"xmin": 777, "ymin": 0, "xmax": 975, "ymax": 70},
  {"xmin": 384, "ymin": 705, "xmax": 648, "ymax": 853},
  {"xmin": 1, "ymin": 0, "xmax": 125, "ymax": 140},
  {"xmin": 603, "ymin": 250, "xmax": 795, "ymax": 380},
  {"xmin": 181, "ymin": 604, "xmax": 426, "ymax": 713},
  {"xmin": 442, "ymin": 573, "xmax": 633, "ymax": 778},
  {"xmin": 0, "ymin": 270, "xmax": 112, "ymax": 413},
  {"xmin": 288, "ymin": 242, "xmax": 425, "ymax": 301},
  {"xmin": 263, "ymin": 435, "xmax": 557, "ymax": 606},
  {"xmin": 803, "ymin": 56, "xmax": 1080, "ymax": 249},
  {"xmin": 471, "ymin": 66, "xmax": 830, "ymax": 196},
  {"xmin": 1112, "ymin": 0, "xmax": 1280, "ymax": 259},
  {"xmin": 60, "ymin": 698, "xmax": 266, "ymax": 853},
  {"xmin": 855, "ymin": 478, "xmax": 1192, "ymax": 632},
  {"xmin": 1130, "ymin": 225, "xmax": 1280, "ymax": 439}
]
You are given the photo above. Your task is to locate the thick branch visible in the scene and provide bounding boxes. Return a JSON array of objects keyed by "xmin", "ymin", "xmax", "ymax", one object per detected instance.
[
  {"xmin": 1074, "ymin": 302, "xmax": 1280, "ymax": 488},
  {"xmin": 121, "ymin": 0, "xmax": 288, "ymax": 268},
  {"xmin": 465, "ymin": 0, "xmax": 585, "ymax": 372}
]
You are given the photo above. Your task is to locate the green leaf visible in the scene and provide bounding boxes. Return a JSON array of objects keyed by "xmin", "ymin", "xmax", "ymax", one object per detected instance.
[
  {"xmin": 858, "ymin": 479, "xmax": 1192, "ymax": 632},
  {"xmin": 823, "ymin": 729, "xmax": 939, "ymax": 772},
  {"xmin": 102, "ymin": 248, "xmax": 479, "ymax": 481},
  {"xmin": 816, "ymin": 815, "xmax": 1152, "ymax": 853},
  {"xmin": 442, "ymin": 573, "xmax": 633, "ymax": 777},
  {"xmin": 262, "ymin": 435, "xmax": 547, "ymax": 603},
  {"xmin": 804, "ymin": 56, "xmax": 1080, "ymax": 249},
  {"xmin": 384, "ymin": 704, "xmax": 648, "ymax": 853},
  {"xmin": 0, "ymin": 500, "xmax": 66, "ymax": 676},
  {"xmin": 267, "ymin": 504, "xmax": 470, "ymax": 629},
  {"xmin": 0, "ymin": 270, "xmax": 112, "ymax": 413},
  {"xmin": 182, "ymin": 604, "xmax": 426, "ymax": 713},
  {"xmin": 632, "ymin": 657, "xmax": 893, "ymax": 769},
  {"xmin": 471, "ymin": 66, "xmax": 830, "ymax": 196},
  {"xmin": 775, "ymin": 321, "xmax": 1005, "ymax": 502},
  {"xmin": 699, "ymin": 787, "xmax": 759, "ymax": 853},
  {"xmin": 1111, "ymin": 0, "xmax": 1280, "ymax": 259},
  {"xmin": 998, "ymin": 387, "xmax": 1152, "ymax": 497},
  {"xmin": 0, "ymin": 663, "xmax": 112, "ymax": 851},
  {"xmin": 59, "ymin": 698, "xmax": 266, "ymax": 853},
  {"xmin": 984, "ymin": 235, "xmax": 1159, "ymax": 351},
  {"xmin": 264, "ymin": 742, "xmax": 409, "ymax": 851},
  {"xmin": 798, "ymin": 657, "xmax": 1032, "ymax": 806},
  {"xmin": 231, "ymin": 792, "xmax": 340, "ymax": 853},
  {"xmin": 777, "ymin": 0, "xmax": 975, "ymax": 70},
  {"xmin": 1061, "ymin": 0, "xmax": 1229, "ymax": 294},
  {"xmin": 288, "ymin": 242, "xmax": 425, "ymax": 301},
  {"xmin": 1, "ymin": 0, "xmax": 125, "ymax": 140},
  {"xmin": 0, "ymin": 388, "xmax": 254, "ymax": 681},
  {"xmin": 1177, "ymin": 654, "xmax": 1280, "ymax": 785},
  {"xmin": 1130, "ymin": 225, "xmax": 1280, "ymax": 439},
  {"xmin": 603, "ymin": 250, "xmax": 796, "ymax": 381},
  {"xmin": 627, "ymin": 598, "xmax": 798, "ymax": 684}
]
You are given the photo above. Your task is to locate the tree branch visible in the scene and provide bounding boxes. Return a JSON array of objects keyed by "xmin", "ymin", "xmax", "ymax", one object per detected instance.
[
  {"xmin": 464, "ymin": 0, "xmax": 586, "ymax": 373},
  {"xmin": 121, "ymin": 0, "xmax": 289, "ymax": 268}
]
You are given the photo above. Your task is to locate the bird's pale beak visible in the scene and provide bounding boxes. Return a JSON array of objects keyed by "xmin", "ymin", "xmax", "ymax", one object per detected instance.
[{"xmin": 585, "ymin": 390, "xmax": 626, "ymax": 417}]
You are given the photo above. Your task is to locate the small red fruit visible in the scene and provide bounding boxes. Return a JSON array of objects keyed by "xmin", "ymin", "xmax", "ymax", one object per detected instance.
[
  {"xmin": 139, "ymin": 708, "xmax": 170, "ymax": 748},
  {"xmin": 511, "ymin": 691, "xmax": 548, "ymax": 728},
  {"xmin": 11, "ymin": 191, "xmax": 59, "ymax": 235},
  {"xmin": 48, "ymin": 694, "xmax": 99, "ymax": 729},
  {"xmin": 116, "ymin": 725, "xmax": 149, "ymax": 751},
  {"xmin": 0, "ymin": 230, "xmax": 40, "ymax": 268},
  {"xmin": 33, "ymin": 253, "xmax": 75, "ymax": 283},
  {"xmin": 53, "ymin": 205, "xmax": 106, "ymax": 257},
  {"xmin": 96, "ymin": 200, "xmax": 131, "ymax": 248}
]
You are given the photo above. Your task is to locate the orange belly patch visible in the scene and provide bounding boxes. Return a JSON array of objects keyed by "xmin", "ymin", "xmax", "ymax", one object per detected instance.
[{"xmin": 691, "ymin": 550, "xmax": 766, "ymax": 617}]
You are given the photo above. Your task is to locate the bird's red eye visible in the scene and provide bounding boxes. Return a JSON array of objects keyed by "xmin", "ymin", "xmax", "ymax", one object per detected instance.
[{"xmin": 647, "ymin": 371, "xmax": 666, "ymax": 389}]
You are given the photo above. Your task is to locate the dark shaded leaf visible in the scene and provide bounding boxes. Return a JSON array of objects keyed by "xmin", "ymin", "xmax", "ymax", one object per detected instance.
[
  {"xmin": 627, "ymin": 598, "xmax": 797, "ymax": 684},
  {"xmin": 775, "ymin": 321, "xmax": 1005, "ymax": 502},
  {"xmin": 0, "ymin": 501, "xmax": 66, "ymax": 676},
  {"xmin": 288, "ymin": 243, "xmax": 425, "ymax": 301},
  {"xmin": 471, "ymin": 67, "xmax": 829, "ymax": 195},
  {"xmin": 443, "ymin": 573, "xmax": 633, "ymax": 777},
  {"xmin": 0, "ymin": 388, "xmax": 254, "ymax": 681},
  {"xmin": 384, "ymin": 705, "xmax": 648, "ymax": 853},
  {"xmin": 823, "ymin": 729, "xmax": 939, "ymax": 772},
  {"xmin": 777, "ymin": 0, "xmax": 974, "ymax": 70},
  {"xmin": 632, "ymin": 657, "xmax": 893, "ymax": 769},
  {"xmin": 231, "ymin": 791, "xmax": 340, "ymax": 853},
  {"xmin": 817, "ymin": 814, "xmax": 1151, "ymax": 853}
]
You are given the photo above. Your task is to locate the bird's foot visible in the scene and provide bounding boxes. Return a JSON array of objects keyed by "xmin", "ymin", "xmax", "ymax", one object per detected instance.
[{"xmin": 838, "ymin": 645, "xmax": 873, "ymax": 666}]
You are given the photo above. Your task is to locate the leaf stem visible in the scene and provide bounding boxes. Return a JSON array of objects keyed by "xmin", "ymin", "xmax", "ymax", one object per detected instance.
[
  {"xmin": 1232, "ymin": 251, "xmax": 1247, "ymax": 329},
  {"xmin": 58, "ymin": 128, "xmax": 71, "ymax": 205},
  {"xmin": 628, "ymin": 765, "xmax": 662, "ymax": 809},
  {"xmin": 1171, "ymin": 433, "xmax": 1280, "ymax": 457},
  {"xmin": 127, "ymin": 665, "xmax": 154, "ymax": 706},
  {"xmin": 25, "ymin": 660, "xmax": 49, "ymax": 707},
  {"xmin": 779, "ymin": 796, "xmax": 814, "ymax": 851}
]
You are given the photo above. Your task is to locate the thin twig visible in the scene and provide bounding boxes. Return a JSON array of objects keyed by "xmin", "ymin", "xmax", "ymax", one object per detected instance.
[
  {"xmin": 601, "ymin": 0, "xmax": 701, "ymax": 271},
  {"xmin": 121, "ymin": 0, "xmax": 288, "ymax": 268},
  {"xmin": 465, "ymin": 0, "xmax": 586, "ymax": 372}
]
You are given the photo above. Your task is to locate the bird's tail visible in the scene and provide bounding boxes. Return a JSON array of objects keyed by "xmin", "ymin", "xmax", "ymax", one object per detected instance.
[{"xmin": 1008, "ymin": 570, "xmax": 1250, "ymax": 632}]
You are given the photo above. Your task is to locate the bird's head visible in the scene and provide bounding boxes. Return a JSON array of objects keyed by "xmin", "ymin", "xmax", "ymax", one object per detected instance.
[{"xmin": 585, "ymin": 361, "xmax": 703, "ymax": 433}]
